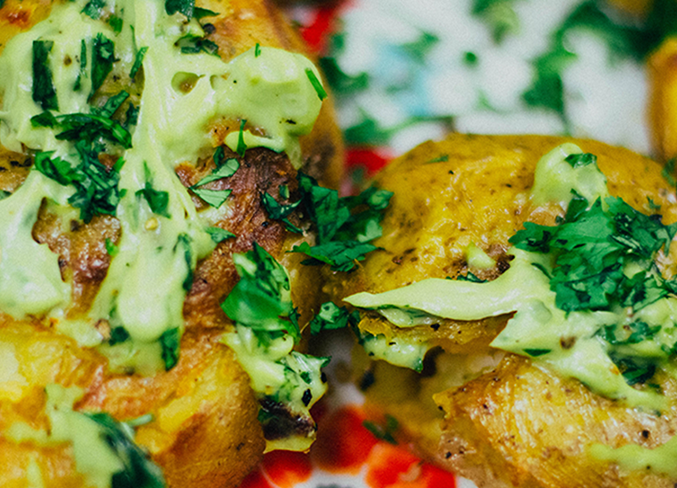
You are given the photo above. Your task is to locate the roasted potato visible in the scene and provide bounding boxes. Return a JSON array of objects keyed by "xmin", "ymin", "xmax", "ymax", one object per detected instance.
[
  {"xmin": 328, "ymin": 134, "xmax": 677, "ymax": 487},
  {"xmin": 0, "ymin": 0, "xmax": 342, "ymax": 486}
]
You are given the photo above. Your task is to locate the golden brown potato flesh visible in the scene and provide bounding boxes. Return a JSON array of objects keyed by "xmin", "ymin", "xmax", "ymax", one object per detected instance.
[
  {"xmin": 648, "ymin": 37, "xmax": 677, "ymax": 164},
  {"xmin": 329, "ymin": 134, "xmax": 677, "ymax": 487},
  {"xmin": 0, "ymin": 0, "xmax": 342, "ymax": 486}
]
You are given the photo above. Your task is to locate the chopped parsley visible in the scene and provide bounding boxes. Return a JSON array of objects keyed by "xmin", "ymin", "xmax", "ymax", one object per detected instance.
[
  {"xmin": 363, "ymin": 415, "xmax": 399, "ymax": 445},
  {"xmin": 81, "ymin": 0, "xmax": 106, "ymax": 20},
  {"xmin": 190, "ymin": 187, "xmax": 231, "ymax": 208},
  {"xmin": 74, "ymin": 39, "xmax": 87, "ymax": 92},
  {"xmin": 400, "ymin": 31, "xmax": 439, "ymax": 64},
  {"xmin": 136, "ymin": 165, "xmax": 170, "ymax": 218},
  {"xmin": 261, "ymin": 190, "xmax": 302, "ymax": 233},
  {"xmin": 221, "ymin": 243, "xmax": 300, "ymax": 343},
  {"xmin": 105, "ymin": 238, "xmax": 119, "ymax": 257},
  {"xmin": 38, "ymin": 111, "xmax": 132, "ymax": 148},
  {"xmin": 91, "ymin": 34, "xmax": 116, "ymax": 99},
  {"xmin": 254, "ymin": 43, "xmax": 261, "ymax": 57},
  {"xmin": 309, "ymin": 302, "xmax": 359, "ymax": 335},
  {"xmin": 32, "ymin": 40, "xmax": 59, "ymax": 112},
  {"xmin": 305, "ymin": 69, "xmax": 327, "ymax": 101},
  {"xmin": 177, "ymin": 35, "xmax": 219, "ymax": 56},
  {"xmin": 206, "ymin": 226, "xmax": 235, "ymax": 243},
  {"xmin": 193, "ymin": 7, "xmax": 219, "ymax": 20},
  {"xmin": 236, "ymin": 119, "xmax": 247, "ymax": 157},
  {"xmin": 130, "ymin": 46, "xmax": 148, "ymax": 80},
  {"xmin": 523, "ymin": 348, "xmax": 552, "ymax": 357},
  {"xmin": 565, "ymin": 152, "xmax": 596, "ymax": 168},
  {"xmin": 457, "ymin": 271, "xmax": 486, "ymax": 283},
  {"xmin": 159, "ymin": 327, "xmax": 181, "ymax": 370},
  {"xmin": 34, "ymin": 143, "xmax": 124, "ymax": 223},
  {"xmin": 472, "ymin": 0, "xmax": 521, "ymax": 44},
  {"xmin": 289, "ymin": 173, "xmax": 392, "ymax": 272},
  {"xmin": 85, "ymin": 412, "xmax": 166, "ymax": 488},
  {"xmin": 165, "ymin": 0, "xmax": 195, "ymax": 19},
  {"xmin": 189, "ymin": 156, "xmax": 238, "ymax": 208},
  {"xmin": 510, "ymin": 195, "xmax": 677, "ymax": 313},
  {"xmin": 108, "ymin": 15, "xmax": 123, "ymax": 34}
]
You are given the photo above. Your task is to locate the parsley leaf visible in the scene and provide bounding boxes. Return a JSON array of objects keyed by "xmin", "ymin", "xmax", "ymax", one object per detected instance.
[
  {"xmin": 305, "ymin": 68, "xmax": 327, "ymax": 101},
  {"xmin": 318, "ymin": 56, "xmax": 369, "ymax": 95},
  {"xmin": 165, "ymin": 0, "xmax": 194, "ymax": 19},
  {"xmin": 55, "ymin": 112, "xmax": 132, "ymax": 148},
  {"xmin": 108, "ymin": 15, "xmax": 123, "ymax": 34},
  {"xmin": 85, "ymin": 412, "xmax": 166, "ymax": 488},
  {"xmin": 30, "ymin": 111, "xmax": 58, "ymax": 128},
  {"xmin": 206, "ymin": 226, "xmax": 235, "ymax": 243},
  {"xmin": 82, "ymin": 0, "xmax": 106, "ymax": 20},
  {"xmin": 159, "ymin": 327, "xmax": 181, "ymax": 371},
  {"xmin": 137, "ymin": 183, "xmax": 169, "ymax": 218},
  {"xmin": 598, "ymin": 321, "xmax": 661, "ymax": 346},
  {"xmin": 565, "ymin": 152, "xmax": 596, "ymax": 168},
  {"xmin": 193, "ymin": 7, "xmax": 219, "ymax": 20},
  {"xmin": 32, "ymin": 40, "xmax": 59, "ymax": 111},
  {"xmin": 193, "ymin": 157, "xmax": 239, "ymax": 186},
  {"xmin": 523, "ymin": 348, "xmax": 551, "ymax": 357},
  {"xmin": 91, "ymin": 34, "xmax": 116, "ymax": 99},
  {"xmin": 130, "ymin": 46, "xmax": 148, "ymax": 80},
  {"xmin": 262, "ymin": 191, "xmax": 302, "ymax": 233},
  {"xmin": 221, "ymin": 243, "xmax": 300, "ymax": 343},
  {"xmin": 74, "ymin": 39, "xmax": 87, "ymax": 92},
  {"xmin": 292, "ymin": 240, "xmax": 378, "ymax": 272},
  {"xmin": 472, "ymin": 0, "xmax": 520, "ymax": 44},
  {"xmin": 309, "ymin": 302, "xmax": 359, "ymax": 335},
  {"xmin": 191, "ymin": 187, "xmax": 231, "ymax": 208},
  {"xmin": 95, "ymin": 91, "xmax": 129, "ymax": 118},
  {"xmin": 177, "ymin": 35, "xmax": 219, "ymax": 56},
  {"xmin": 236, "ymin": 119, "xmax": 247, "ymax": 157}
]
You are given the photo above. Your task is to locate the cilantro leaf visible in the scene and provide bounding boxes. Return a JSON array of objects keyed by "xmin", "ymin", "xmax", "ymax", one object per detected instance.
[
  {"xmin": 305, "ymin": 68, "xmax": 327, "ymax": 101},
  {"xmin": 318, "ymin": 56, "xmax": 369, "ymax": 95},
  {"xmin": 262, "ymin": 191, "xmax": 302, "ymax": 233},
  {"xmin": 108, "ymin": 15, "xmax": 123, "ymax": 34},
  {"xmin": 236, "ymin": 119, "xmax": 247, "ymax": 157},
  {"xmin": 82, "ymin": 0, "xmax": 106, "ymax": 20},
  {"xmin": 31, "ymin": 111, "xmax": 58, "ymax": 128},
  {"xmin": 457, "ymin": 271, "xmax": 487, "ymax": 283},
  {"xmin": 193, "ymin": 7, "xmax": 218, "ymax": 20},
  {"xmin": 130, "ymin": 46, "xmax": 148, "ymax": 80},
  {"xmin": 159, "ymin": 327, "xmax": 181, "ymax": 371},
  {"xmin": 137, "ymin": 183, "xmax": 169, "ymax": 218},
  {"xmin": 32, "ymin": 40, "xmax": 59, "ymax": 111},
  {"xmin": 95, "ymin": 91, "xmax": 129, "ymax": 118},
  {"xmin": 74, "ymin": 39, "xmax": 87, "ymax": 92},
  {"xmin": 565, "ymin": 152, "xmax": 596, "ymax": 168},
  {"xmin": 472, "ymin": 0, "xmax": 520, "ymax": 44},
  {"xmin": 191, "ymin": 187, "xmax": 231, "ymax": 208},
  {"xmin": 105, "ymin": 238, "xmax": 119, "ymax": 257},
  {"xmin": 91, "ymin": 34, "xmax": 116, "ymax": 99},
  {"xmin": 206, "ymin": 226, "xmax": 235, "ymax": 243},
  {"xmin": 165, "ymin": 0, "xmax": 194, "ymax": 19},
  {"xmin": 363, "ymin": 415, "xmax": 399, "ymax": 445},
  {"xmin": 175, "ymin": 233, "xmax": 194, "ymax": 292},
  {"xmin": 523, "ymin": 348, "xmax": 551, "ymax": 357},
  {"xmin": 221, "ymin": 243, "xmax": 300, "ymax": 342},
  {"xmin": 292, "ymin": 240, "xmax": 378, "ymax": 272},
  {"xmin": 85, "ymin": 412, "xmax": 166, "ymax": 488},
  {"xmin": 177, "ymin": 35, "xmax": 219, "ymax": 56},
  {"xmin": 598, "ymin": 321, "xmax": 661, "ymax": 346},
  {"xmin": 193, "ymin": 158, "xmax": 239, "ymax": 186},
  {"xmin": 55, "ymin": 112, "xmax": 132, "ymax": 148},
  {"xmin": 309, "ymin": 302, "xmax": 359, "ymax": 335}
]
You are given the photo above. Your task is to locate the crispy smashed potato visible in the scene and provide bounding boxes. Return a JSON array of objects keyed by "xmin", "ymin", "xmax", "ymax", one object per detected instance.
[
  {"xmin": 648, "ymin": 37, "xmax": 677, "ymax": 164},
  {"xmin": 331, "ymin": 134, "xmax": 677, "ymax": 487},
  {"xmin": 0, "ymin": 0, "xmax": 342, "ymax": 486}
]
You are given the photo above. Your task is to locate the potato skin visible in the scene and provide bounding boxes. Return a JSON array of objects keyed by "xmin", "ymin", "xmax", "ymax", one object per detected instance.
[
  {"xmin": 331, "ymin": 134, "xmax": 677, "ymax": 487},
  {"xmin": 0, "ymin": 0, "xmax": 341, "ymax": 486}
]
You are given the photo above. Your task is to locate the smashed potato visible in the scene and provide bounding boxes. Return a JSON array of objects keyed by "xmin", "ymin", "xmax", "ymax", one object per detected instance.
[
  {"xmin": 0, "ymin": 0, "xmax": 342, "ymax": 486},
  {"xmin": 331, "ymin": 134, "xmax": 677, "ymax": 487}
]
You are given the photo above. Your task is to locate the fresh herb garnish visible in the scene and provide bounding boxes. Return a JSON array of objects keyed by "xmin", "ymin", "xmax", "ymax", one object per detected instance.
[
  {"xmin": 136, "ymin": 165, "xmax": 170, "ymax": 218},
  {"xmin": 193, "ymin": 7, "xmax": 218, "ymax": 20},
  {"xmin": 95, "ymin": 91, "xmax": 129, "ymax": 118},
  {"xmin": 289, "ymin": 173, "xmax": 392, "ymax": 272},
  {"xmin": 318, "ymin": 56, "xmax": 369, "ymax": 95},
  {"xmin": 305, "ymin": 68, "xmax": 327, "ymax": 101},
  {"xmin": 82, "ymin": 0, "xmax": 106, "ymax": 20},
  {"xmin": 254, "ymin": 43, "xmax": 261, "ymax": 57},
  {"xmin": 472, "ymin": 0, "xmax": 520, "ymax": 44},
  {"xmin": 510, "ymin": 195, "xmax": 677, "ymax": 313},
  {"xmin": 565, "ymin": 152, "xmax": 596, "ymax": 168},
  {"xmin": 221, "ymin": 243, "xmax": 300, "ymax": 343},
  {"xmin": 189, "ymin": 157, "xmax": 238, "ymax": 208},
  {"xmin": 175, "ymin": 233, "xmax": 193, "ymax": 292},
  {"xmin": 32, "ymin": 40, "xmax": 59, "ymax": 111},
  {"xmin": 34, "ymin": 144, "xmax": 124, "ymax": 223},
  {"xmin": 159, "ymin": 327, "xmax": 181, "ymax": 371},
  {"xmin": 598, "ymin": 321, "xmax": 661, "ymax": 346},
  {"xmin": 309, "ymin": 302, "xmax": 359, "ymax": 335},
  {"xmin": 400, "ymin": 31, "xmax": 439, "ymax": 63},
  {"xmin": 91, "ymin": 34, "xmax": 116, "ymax": 99},
  {"xmin": 165, "ymin": 0, "xmax": 194, "ymax": 19},
  {"xmin": 74, "ymin": 39, "xmax": 87, "ymax": 92},
  {"xmin": 236, "ymin": 119, "xmax": 247, "ymax": 157},
  {"xmin": 130, "ymin": 46, "xmax": 147, "ymax": 80},
  {"xmin": 54, "ymin": 112, "xmax": 132, "ymax": 148},
  {"xmin": 105, "ymin": 238, "xmax": 119, "ymax": 257},
  {"xmin": 177, "ymin": 35, "xmax": 219, "ymax": 56},
  {"xmin": 206, "ymin": 226, "xmax": 235, "ymax": 243},
  {"xmin": 261, "ymin": 191, "xmax": 302, "ymax": 233},
  {"xmin": 523, "ymin": 348, "xmax": 551, "ymax": 357},
  {"xmin": 363, "ymin": 415, "xmax": 399, "ymax": 445},
  {"xmin": 108, "ymin": 15, "xmax": 123, "ymax": 34},
  {"xmin": 30, "ymin": 111, "xmax": 58, "ymax": 128},
  {"xmin": 457, "ymin": 271, "xmax": 487, "ymax": 283},
  {"xmin": 85, "ymin": 412, "xmax": 166, "ymax": 488},
  {"xmin": 191, "ymin": 187, "xmax": 231, "ymax": 208}
]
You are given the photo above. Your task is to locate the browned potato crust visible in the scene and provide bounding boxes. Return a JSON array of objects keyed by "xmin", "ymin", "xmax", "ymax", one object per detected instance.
[{"xmin": 330, "ymin": 134, "xmax": 677, "ymax": 487}]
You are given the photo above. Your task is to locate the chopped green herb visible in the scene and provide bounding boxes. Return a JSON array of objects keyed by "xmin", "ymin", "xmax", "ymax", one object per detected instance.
[
  {"xmin": 292, "ymin": 240, "xmax": 378, "ymax": 272},
  {"xmin": 74, "ymin": 39, "xmax": 87, "ymax": 92},
  {"xmin": 30, "ymin": 111, "xmax": 58, "ymax": 128},
  {"xmin": 457, "ymin": 271, "xmax": 486, "ymax": 283},
  {"xmin": 175, "ymin": 234, "xmax": 194, "ymax": 292},
  {"xmin": 32, "ymin": 40, "xmax": 59, "ymax": 111},
  {"xmin": 523, "ymin": 348, "xmax": 551, "ymax": 357},
  {"xmin": 610, "ymin": 355, "xmax": 657, "ymax": 386},
  {"xmin": 191, "ymin": 187, "xmax": 231, "ymax": 208},
  {"xmin": 309, "ymin": 302, "xmax": 359, "ymax": 335},
  {"xmin": 598, "ymin": 321, "xmax": 661, "ymax": 346},
  {"xmin": 222, "ymin": 243, "xmax": 300, "ymax": 343},
  {"xmin": 206, "ymin": 226, "xmax": 235, "ymax": 243},
  {"xmin": 318, "ymin": 56, "xmax": 369, "ymax": 95},
  {"xmin": 105, "ymin": 238, "xmax": 119, "ymax": 257},
  {"xmin": 510, "ymin": 193, "xmax": 677, "ymax": 313},
  {"xmin": 177, "ymin": 35, "xmax": 219, "ymax": 56},
  {"xmin": 95, "ymin": 90, "xmax": 129, "ymax": 118},
  {"xmin": 305, "ymin": 68, "xmax": 327, "ymax": 101},
  {"xmin": 647, "ymin": 197, "xmax": 662, "ymax": 212},
  {"xmin": 193, "ymin": 6, "xmax": 218, "ymax": 19},
  {"xmin": 124, "ymin": 104, "xmax": 139, "ymax": 129},
  {"xmin": 130, "ymin": 46, "xmax": 148, "ymax": 80},
  {"xmin": 472, "ymin": 0, "xmax": 520, "ymax": 44},
  {"xmin": 165, "ymin": 0, "xmax": 194, "ymax": 19},
  {"xmin": 91, "ymin": 34, "xmax": 116, "ymax": 99},
  {"xmin": 136, "ymin": 167, "xmax": 170, "ymax": 218},
  {"xmin": 81, "ymin": 0, "xmax": 106, "ymax": 20},
  {"xmin": 426, "ymin": 154, "xmax": 450, "ymax": 164},
  {"xmin": 363, "ymin": 415, "xmax": 399, "ymax": 445},
  {"xmin": 159, "ymin": 328, "xmax": 181, "ymax": 371},
  {"xmin": 108, "ymin": 326, "xmax": 130, "ymax": 345},
  {"xmin": 565, "ymin": 152, "xmax": 596, "ymax": 168},
  {"xmin": 236, "ymin": 119, "xmax": 247, "ymax": 157},
  {"xmin": 254, "ymin": 43, "xmax": 261, "ymax": 57},
  {"xmin": 193, "ymin": 158, "xmax": 239, "ymax": 187},
  {"xmin": 262, "ymin": 191, "xmax": 302, "ymax": 233},
  {"xmin": 55, "ymin": 112, "xmax": 132, "ymax": 148},
  {"xmin": 108, "ymin": 15, "xmax": 123, "ymax": 34},
  {"xmin": 463, "ymin": 51, "xmax": 479, "ymax": 66},
  {"xmin": 86, "ymin": 412, "xmax": 166, "ymax": 488}
]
